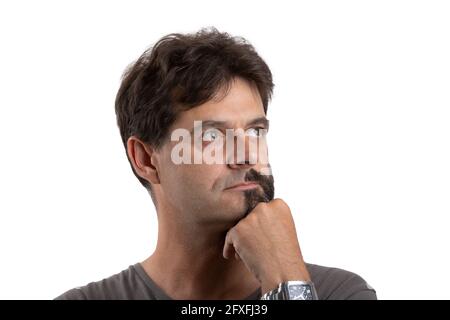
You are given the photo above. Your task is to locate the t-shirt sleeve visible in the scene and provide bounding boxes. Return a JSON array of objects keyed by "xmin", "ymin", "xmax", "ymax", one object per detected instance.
[{"xmin": 327, "ymin": 272, "xmax": 377, "ymax": 300}]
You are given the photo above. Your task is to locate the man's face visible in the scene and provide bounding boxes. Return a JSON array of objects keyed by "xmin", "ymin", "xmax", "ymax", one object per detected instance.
[{"xmin": 156, "ymin": 77, "xmax": 274, "ymax": 227}]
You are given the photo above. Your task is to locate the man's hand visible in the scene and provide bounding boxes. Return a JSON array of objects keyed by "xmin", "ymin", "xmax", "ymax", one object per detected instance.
[{"xmin": 222, "ymin": 198, "xmax": 311, "ymax": 294}]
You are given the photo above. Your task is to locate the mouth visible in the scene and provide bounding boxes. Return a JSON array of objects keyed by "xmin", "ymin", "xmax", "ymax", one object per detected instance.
[{"xmin": 225, "ymin": 182, "xmax": 260, "ymax": 191}]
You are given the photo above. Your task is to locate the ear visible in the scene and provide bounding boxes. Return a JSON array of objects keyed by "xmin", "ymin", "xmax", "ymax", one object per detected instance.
[{"xmin": 126, "ymin": 136, "xmax": 161, "ymax": 185}]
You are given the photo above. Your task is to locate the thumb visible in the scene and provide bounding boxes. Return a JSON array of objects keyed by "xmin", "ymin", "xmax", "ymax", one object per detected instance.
[{"xmin": 223, "ymin": 229, "xmax": 236, "ymax": 260}]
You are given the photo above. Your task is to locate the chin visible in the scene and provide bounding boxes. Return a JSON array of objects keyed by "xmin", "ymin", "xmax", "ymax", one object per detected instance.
[
  {"xmin": 216, "ymin": 203, "xmax": 248, "ymax": 225},
  {"xmin": 225, "ymin": 204, "xmax": 248, "ymax": 219}
]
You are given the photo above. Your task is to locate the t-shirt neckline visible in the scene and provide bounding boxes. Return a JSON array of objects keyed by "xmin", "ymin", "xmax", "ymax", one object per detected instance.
[{"xmin": 133, "ymin": 262, "xmax": 261, "ymax": 300}]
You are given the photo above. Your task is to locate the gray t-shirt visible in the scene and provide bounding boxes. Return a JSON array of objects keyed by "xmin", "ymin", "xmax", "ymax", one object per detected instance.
[{"xmin": 55, "ymin": 262, "xmax": 377, "ymax": 300}]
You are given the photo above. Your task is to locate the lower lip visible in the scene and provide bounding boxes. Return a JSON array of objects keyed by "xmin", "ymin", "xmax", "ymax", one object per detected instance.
[{"xmin": 226, "ymin": 183, "xmax": 259, "ymax": 191}]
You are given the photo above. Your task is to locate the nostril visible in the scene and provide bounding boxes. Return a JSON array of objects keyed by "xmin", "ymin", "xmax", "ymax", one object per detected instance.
[{"xmin": 237, "ymin": 159, "xmax": 250, "ymax": 165}]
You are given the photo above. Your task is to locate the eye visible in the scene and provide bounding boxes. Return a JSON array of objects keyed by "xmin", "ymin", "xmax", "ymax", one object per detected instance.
[
  {"xmin": 202, "ymin": 128, "xmax": 223, "ymax": 142},
  {"xmin": 246, "ymin": 127, "xmax": 267, "ymax": 137}
]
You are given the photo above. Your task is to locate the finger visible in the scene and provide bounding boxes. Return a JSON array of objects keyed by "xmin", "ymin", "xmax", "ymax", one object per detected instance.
[{"xmin": 223, "ymin": 229, "xmax": 236, "ymax": 260}]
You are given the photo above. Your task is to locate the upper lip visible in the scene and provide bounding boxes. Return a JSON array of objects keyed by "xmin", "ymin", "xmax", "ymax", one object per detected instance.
[{"xmin": 225, "ymin": 182, "xmax": 259, "ymax": 189}]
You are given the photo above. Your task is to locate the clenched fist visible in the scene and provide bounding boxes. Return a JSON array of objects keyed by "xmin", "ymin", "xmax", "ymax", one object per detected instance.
[{"xmin": 223, "ymin": 198, "xmax": 311, "ymax": 294}]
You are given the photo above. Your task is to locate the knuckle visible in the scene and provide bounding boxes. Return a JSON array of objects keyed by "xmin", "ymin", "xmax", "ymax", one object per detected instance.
[
  {"xmin": 255, "ymin": 201, "xmax": 269, "ymax": 213},
  {"xmin": 273, "ymin": 198, "xmax": 286, "ymax": 207},
  {"xmin": 272, "ymin": 198, "xmax": 290, "ymax": 211},
  {"xmin": 233, "ymin": 224, "xmax": 244, "ymax": 237},
  {"xmin": 234, "ymin": 222, "xmax": 250, "ymax": 240},
  {"xmin": 246, "ymin": 211, "xmax": 259, "ymax": 223},
  {"xmin": 227, "ymin": 227, "xmax": 238, "ymax": 240}
]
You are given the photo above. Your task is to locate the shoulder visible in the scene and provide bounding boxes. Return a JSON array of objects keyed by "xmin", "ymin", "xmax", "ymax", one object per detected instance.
[
  {"xmin": 54, "ymin": 264, "xmax": 146, "ymax": 300},
  {"xmin": 305, "ymin": 262, "xmax": 377, "ymax": 300},
  {"xmin": 54, "ymin": 286, "xmax": 87, "ymax": 300}
]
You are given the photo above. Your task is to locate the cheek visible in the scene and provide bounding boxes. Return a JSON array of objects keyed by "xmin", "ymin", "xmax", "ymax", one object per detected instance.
[
  {"xmin": 185, "ymin": 164, "xmax": 224, "ymax": 192},
  {"xmin": 164, "ymin": 163, "xmax": 222, "ymax": 195}
]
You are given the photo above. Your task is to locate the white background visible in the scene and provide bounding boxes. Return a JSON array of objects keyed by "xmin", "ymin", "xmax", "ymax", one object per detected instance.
[{"xmin": 0, "ymin": 0, "xmax": 449, "ymax": 300}]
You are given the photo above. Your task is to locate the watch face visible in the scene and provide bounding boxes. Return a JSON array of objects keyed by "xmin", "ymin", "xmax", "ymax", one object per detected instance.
[{"xmin": 288, "ymin": 284, "xmax": 314, "ymax": 300}]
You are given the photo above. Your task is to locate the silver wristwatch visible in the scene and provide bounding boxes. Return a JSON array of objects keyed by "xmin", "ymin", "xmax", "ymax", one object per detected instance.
[{"xmin": 260, "ymin": 280, "xmax": 318, "ymax": 300}]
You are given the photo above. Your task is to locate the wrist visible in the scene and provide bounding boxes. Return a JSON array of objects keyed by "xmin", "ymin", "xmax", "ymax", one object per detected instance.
[
  {"xmin": 261, "ymin": 280, "xmax": 318, "ymax": 300},
  {"xmin": 260, "ymin": 264, "xmax": 311, "ymax": 294}
]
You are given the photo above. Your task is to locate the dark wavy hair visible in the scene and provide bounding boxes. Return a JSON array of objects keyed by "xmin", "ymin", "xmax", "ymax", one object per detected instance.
[{"xmin": 115, "ymin": 27, "xmax": 274, "ymax": 194}]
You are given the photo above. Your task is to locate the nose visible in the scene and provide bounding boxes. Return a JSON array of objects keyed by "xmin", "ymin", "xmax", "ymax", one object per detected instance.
[{"xmin": 226, "ymin": 130, "xmax": 258, "ymax": 170}]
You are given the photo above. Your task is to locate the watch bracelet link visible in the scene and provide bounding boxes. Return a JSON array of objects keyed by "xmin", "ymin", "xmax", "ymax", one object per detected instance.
[{"xmin": 260, "ymin": 280, "xmax": 318, "ymax": 300}]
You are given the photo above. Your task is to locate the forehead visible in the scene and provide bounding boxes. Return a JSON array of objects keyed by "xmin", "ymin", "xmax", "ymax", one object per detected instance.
[{"xmin": 174, "ymin": 77, "xmax": 265, "ymax": 129}]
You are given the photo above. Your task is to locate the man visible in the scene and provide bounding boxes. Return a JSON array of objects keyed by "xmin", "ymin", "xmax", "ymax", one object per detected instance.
[{"xmin": 56, "ymin": 27, "xmax": 377, "ymax": 300}]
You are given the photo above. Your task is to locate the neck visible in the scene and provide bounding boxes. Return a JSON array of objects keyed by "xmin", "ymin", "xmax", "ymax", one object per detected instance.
[{"xmin": 141, "ymin": 204, "xmax": 260, "ymax": 300}]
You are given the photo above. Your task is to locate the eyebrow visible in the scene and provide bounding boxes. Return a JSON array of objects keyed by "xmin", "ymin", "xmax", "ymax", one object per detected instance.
[{"xmin": 190, "ymin": 116, "xmax": 270, "ymax": 133}]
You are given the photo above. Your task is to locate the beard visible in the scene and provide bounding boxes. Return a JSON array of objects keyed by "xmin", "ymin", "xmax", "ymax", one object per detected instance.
[
  {"xmin": 182, "ymin": 167, "xmax": 275, "ymax": 228},
  {"xmin": 243, "ymin": 167, "xmax": 275, "ymax": 216}
]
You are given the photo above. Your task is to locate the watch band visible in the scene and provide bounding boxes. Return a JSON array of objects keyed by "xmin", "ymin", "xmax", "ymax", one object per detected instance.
[{"xmin": 260, "ymin": 280, "xmax": 318, "ymax": 300}]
